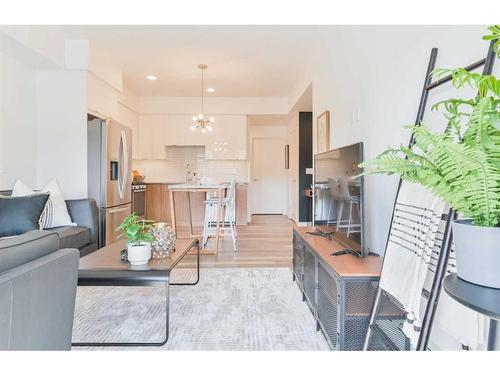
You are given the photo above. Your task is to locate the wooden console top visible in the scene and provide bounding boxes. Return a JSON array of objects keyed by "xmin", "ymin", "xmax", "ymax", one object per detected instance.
[{"xmin": 294, "ymin": 226, "xmax": 383, "ymax": 277}]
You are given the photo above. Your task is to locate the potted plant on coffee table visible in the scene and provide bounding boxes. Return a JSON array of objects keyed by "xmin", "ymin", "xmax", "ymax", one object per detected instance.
[
  {"xmin": 116, "ymin": 213, "xmax": 155, "ymax": 266},
  {"xmin": 361, "ymin": 25, "xmax": 500, "ymax": 288}
]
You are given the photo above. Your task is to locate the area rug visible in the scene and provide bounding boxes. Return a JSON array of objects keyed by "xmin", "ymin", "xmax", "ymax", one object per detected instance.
[{"xmin": 72, "ymin": 267, "xmax": 329, "ymax": 350}]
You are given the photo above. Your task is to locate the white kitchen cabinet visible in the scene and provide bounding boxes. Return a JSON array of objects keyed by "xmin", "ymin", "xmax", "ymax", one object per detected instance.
[
  {"xmin": 205, "ymin": 115, "xmax": 247, "ymax": 160},
  {"xmin": 137, "ymin": 116, "xmax": 153, "ymax": 159},
  {"xmin": 163, "ymin": 115, "xmax": 205, "ymax": 147},
  {"xmin": 87, "ymin": 74, "xmax": 118, "ymax": 120},
  {"xmin": 130, "ymin": 120, "xmax": 139, "ymax": 160},
  {"xmin": 137, "ymin": 114, "xmax": 247, "ymax": 160},
  {"xmin": 137, "ymin": 116, "xmax": 170, "ymax": 159},
  {"xmin": 151, "ymin": 117, "xmax": 167, "ymax": 159},
  {"xmin": 114, "ymin": 103, "xmax": 140, "ymax": 160}
]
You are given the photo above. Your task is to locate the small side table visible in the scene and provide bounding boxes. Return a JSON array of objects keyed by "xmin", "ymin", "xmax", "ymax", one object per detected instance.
[{"xmin": 443, "ymin": 273, "xmax": 500, "ymax": 350}]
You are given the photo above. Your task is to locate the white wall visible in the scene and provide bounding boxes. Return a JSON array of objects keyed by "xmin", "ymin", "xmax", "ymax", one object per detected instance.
[
  {"xmin": 290, "ymin": 25, "xmax": 500, "ymax": 254},
  {"xmin": 0, "ymin": 31, "xmax": 95, "ymax": 198},
  {"xmin": 36, "ymin": 70, "xmax": 88, "ymax": 199},
  {"xmin": 0, "ymin": 26, "xmax": 67, "ymax": 68},
  {"xmin": 0, "ymin": 49, "xmax": 37, "ymax": 189}
]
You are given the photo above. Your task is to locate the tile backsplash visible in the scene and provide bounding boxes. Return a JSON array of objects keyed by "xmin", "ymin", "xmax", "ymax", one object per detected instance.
[{"xmin": 132, "ymin": 146, "xmax": 248, "ymax": 183}]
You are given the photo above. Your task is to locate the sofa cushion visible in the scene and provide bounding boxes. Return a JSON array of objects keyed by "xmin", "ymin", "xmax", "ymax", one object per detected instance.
[
  {"xmin": 0, "ymin": 230, "xmax": 59, "ymax": 273},
  {"xmin": 0, "ymin": 194, "xmax": 50, "ymax": 237},
  {"xmin": 46, "ymin": 226, "xmax": 91, "ymax": 249},
  {"xmin": 11, "ymin": 179, "xmax": 76, "ymax": 229}
]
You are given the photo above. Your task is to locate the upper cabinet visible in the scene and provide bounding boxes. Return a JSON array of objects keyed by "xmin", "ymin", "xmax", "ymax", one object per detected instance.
[
  {"xmin": 87, "ymin": 73, "xmax": 141, "ymax": 160},
  {"xmin": 205, "ymin": 115, "xmax": 247, "ymax": 160},
  {"xmin": 136, "ymin": 114, "xmax": 247, "ymax": 160}
]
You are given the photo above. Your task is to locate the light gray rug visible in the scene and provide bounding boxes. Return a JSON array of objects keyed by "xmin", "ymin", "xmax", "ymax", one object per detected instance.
[{"xmin": 72, "ymin": 267, "xmax": 329, "ymax": 350}]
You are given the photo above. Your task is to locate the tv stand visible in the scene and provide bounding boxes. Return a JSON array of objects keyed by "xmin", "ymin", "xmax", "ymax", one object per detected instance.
[
  {"xmin": 292, "ymin": 226, "xmax": 382, "ymax": 350},
  {"xmin": 306, "ymin": 229, "xmax": 364, "ymax": 257}
]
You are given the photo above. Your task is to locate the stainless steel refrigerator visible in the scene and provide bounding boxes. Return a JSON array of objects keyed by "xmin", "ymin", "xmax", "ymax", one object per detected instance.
[{"xmin": 87, "ymin": 115, "xmax": 132, "ymax": 247}]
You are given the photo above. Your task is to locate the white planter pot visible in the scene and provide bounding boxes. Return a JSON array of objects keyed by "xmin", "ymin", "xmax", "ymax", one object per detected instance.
[
  {"xmin": 452, "ymin": 219, "xmax": 500, "ymax": 289},
  {"xmin": 127, "ymin": 242, "xmax": 151, "ymax": 266}
]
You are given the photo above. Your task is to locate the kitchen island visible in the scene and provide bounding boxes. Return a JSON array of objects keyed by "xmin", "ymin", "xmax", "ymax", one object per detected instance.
[
  {"xmin": 169, "ymin": 183, "xmax": 227, "ymax": 254},
  {"xmin": 145, "ymin": 182, "xmax": 248, "ymax": 254}
]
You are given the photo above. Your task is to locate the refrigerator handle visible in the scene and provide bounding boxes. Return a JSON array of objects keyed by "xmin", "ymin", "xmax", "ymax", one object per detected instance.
[
  {"xmin": 118, "ymin": 129, "xmax": 128, "ymax": 200},
  {"xmin": 108, "ymin": 206, "xmax": 131, "ymax": 214}
]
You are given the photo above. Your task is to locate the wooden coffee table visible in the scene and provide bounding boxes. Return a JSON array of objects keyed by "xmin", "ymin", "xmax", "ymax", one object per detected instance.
[{"xmin": 72, "ymin": 237, "xmax": 200, "ymax": 347}]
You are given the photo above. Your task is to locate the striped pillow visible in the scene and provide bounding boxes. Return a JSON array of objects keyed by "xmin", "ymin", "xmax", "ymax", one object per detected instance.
[{"xmin": 11, "ymin": 179, "xmax": 76, "ymax": 228}]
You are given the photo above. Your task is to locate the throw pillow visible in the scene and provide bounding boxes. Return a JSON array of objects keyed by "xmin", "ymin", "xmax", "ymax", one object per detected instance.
[
  {"xmin": 0, "ymin": 194, "xmax": 50, "ymax": 237},
  {"xmin": 11, "ymin": 179, "xmax": 76, "ymax": 228}
]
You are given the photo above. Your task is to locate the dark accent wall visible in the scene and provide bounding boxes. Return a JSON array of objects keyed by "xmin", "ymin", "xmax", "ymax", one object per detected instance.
[{"xmin": 298, "ymin": 112, "xmax": 313, "ymax": 222}]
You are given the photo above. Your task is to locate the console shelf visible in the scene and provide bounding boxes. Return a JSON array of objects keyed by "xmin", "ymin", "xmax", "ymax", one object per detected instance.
[{"xmin": 293, "ymin": 226, "xmax": 383, "ymax": 350}]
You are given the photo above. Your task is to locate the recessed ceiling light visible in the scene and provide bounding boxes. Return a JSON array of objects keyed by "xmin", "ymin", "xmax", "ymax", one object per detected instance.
[
  {"xmin": 147, "ymin": 75, "xmax": 157, "ymax": 81},
  {"xmin": 206, "ymin": 88, "xmax": 215, "ymax": 93}
]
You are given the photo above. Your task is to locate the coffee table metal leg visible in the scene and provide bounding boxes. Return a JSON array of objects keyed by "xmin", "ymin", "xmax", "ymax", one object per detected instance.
[
  {"xmin": 71, "ymin": 276, "xmax": 170, "ymax": 347},
  {"xmin": 171, "ymin": 240, "xmax": 200, "ymax": 286},
  {"xmin": 164, "ymin": 274, "xmax": 170, "ymax": 343}
]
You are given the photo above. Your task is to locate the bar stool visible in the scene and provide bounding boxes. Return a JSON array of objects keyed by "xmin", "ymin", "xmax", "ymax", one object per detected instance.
[
  {"xmin": 203, "ymin": 180, "xmax": 237, "ymax": 252},
  {"xmin": 327, "ymin": 177, "xmax": 361, "ymax": 236},
  {"xmin": 326, "ymin": 177, "xmax": 343, "ymax": 227},
  {"xmin": 337, "ymin": 177, "xmax": 361, "ymax": 236}
]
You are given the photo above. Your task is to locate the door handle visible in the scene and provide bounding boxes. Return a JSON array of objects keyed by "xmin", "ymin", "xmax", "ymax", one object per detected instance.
[{"xmin": 253, "ymin": 178, "xmax": 260, "ymax": 182}]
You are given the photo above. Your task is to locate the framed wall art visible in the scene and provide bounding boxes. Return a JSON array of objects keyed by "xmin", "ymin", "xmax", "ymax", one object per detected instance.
[{"xmin": 317, "ymin": 110, "xmax": 330, "ymax": 153}]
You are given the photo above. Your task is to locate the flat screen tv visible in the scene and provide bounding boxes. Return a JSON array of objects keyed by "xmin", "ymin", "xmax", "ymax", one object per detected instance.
[{"xmin": 313, "ymin": 142, "xmax": 366, "ymax": 257}]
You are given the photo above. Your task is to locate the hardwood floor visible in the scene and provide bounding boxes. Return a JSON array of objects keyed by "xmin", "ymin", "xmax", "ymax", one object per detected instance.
[{"xmin": 178, "ymin": 214, "xmax": 293, "ymax": 269}]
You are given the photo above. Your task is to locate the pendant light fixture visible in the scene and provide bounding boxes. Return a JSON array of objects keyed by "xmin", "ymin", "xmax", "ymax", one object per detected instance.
[{"xmin": 191, "ymin": 64, "xmax": 214, "ymax": 133}]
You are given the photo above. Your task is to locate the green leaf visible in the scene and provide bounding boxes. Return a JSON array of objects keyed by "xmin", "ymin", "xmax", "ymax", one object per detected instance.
[{"xmin": 115, "ymin": 213, "xmax": 156, "ymax": 244}]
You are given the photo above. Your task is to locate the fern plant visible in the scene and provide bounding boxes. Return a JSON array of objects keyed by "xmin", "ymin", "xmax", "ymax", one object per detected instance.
[{"xmin": 361, "ymin": 26, "xmax": 500, "ymax": 227}]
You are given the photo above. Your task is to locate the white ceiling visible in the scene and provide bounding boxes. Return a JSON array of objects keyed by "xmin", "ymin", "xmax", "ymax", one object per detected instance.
[{"xmin": 58, "ymin": 25, "xmax": 322, "ymax": 97}]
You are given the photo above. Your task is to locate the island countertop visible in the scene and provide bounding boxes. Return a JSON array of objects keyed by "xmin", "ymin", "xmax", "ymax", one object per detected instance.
[
  {"xmin": 145, "ymin": 181, "xmax": 249, "ymax": 185},
  {"xmin": 169, "ymin": 183, "xmax": 228, "ymax": 190}
]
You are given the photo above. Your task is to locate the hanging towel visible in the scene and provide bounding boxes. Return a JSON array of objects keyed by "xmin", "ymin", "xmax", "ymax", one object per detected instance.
[{"xmin": 379, "ymin": 181, "xmax": 447, "ymax": 344}]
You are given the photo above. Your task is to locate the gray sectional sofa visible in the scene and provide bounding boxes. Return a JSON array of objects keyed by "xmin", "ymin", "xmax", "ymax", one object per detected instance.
[
  {"xmin": 0, "ymin": 191, "xmax": 99, "ymax": 257},
  {"xmin": 0, "ymin": 232, "xmax": 79, "ymax": 350},
  {"xmin": 0, "ymin": 192, "xmax": 99, "ymax": 350}
]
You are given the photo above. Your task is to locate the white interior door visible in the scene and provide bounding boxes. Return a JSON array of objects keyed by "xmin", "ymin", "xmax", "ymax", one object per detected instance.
[{"xmin": 251, "ymin": 137, "xmax": 287, "ymax": 214}]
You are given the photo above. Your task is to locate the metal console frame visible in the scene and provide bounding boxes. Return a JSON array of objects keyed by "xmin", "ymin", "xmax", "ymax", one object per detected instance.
[
  {"xmin": 72, "ymin": 240, "xmax": 200, "ymax": 347},
  {"xmin": 293, "ymin": 231, "xmax": 379, "ymax": 350}
]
